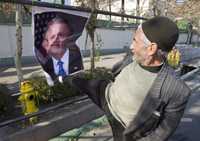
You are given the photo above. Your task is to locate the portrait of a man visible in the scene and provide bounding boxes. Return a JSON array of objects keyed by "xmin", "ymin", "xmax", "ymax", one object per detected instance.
[{"xmin": 33, "ymin": 11, "xmax": 88, "ymax": 86}]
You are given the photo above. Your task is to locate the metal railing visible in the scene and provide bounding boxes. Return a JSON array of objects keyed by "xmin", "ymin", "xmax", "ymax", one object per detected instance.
[{"xmin": 0, "ymin": 95, "xmax": 88, "ymax": 128}]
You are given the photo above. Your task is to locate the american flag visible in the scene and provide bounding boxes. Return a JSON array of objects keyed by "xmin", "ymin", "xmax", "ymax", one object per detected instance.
[
  {"xmin": 34, "ymin": 11, "xmax": 88, "ymax": 63},
  {"xmin": 34, "ymin": 11, "xmax": 88, "ymax": 50},
  {"xmin": 34, "ymin": 12, "xmax": 56, "ymax": 49}
]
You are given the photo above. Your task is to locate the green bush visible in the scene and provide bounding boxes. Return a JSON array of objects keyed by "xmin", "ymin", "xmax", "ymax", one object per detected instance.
[
  {"xmin": 26, "ymin": 76, "xmax": 78, "ymax": 104},
  {"xmin": 0, "ymin": 84, "xmax": 13, "ymax": 118},
  {"xmin": 27, "ymin": 68, "xmax": 114, "ymax": 104},
  {"xmin": 177, "ymin": 20, "xmax": 188, "ymax": 31}
]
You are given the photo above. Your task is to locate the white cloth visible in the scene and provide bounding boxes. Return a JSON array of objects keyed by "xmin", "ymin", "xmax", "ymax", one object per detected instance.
[
  {"xmin": 43, "ymin": 71, "xmax": 54, "ymax": 86},
  {"xmin": 44, "ymin": 49, "xmax": 69, "ymax": 86}
]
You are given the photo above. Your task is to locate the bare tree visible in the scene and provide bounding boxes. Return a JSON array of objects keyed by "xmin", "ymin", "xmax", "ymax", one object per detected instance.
[
  {"xmin": 0, "ymin": 3, "xmax": 24, "ymax": 85},
  {"xmin": 75, "ymin": 0, "xmax": 100, "ymax": 73},
  {"xmin": 136, "ymin": 0, "xmax": 140, "ymax": 16},
  {"xmin": 150, "ymin": 0, "xmax": 162, "ymax": 16},
  {"xmin": 81, "ymin": 0, "xmax": 98, "ymax": 74},
  {"xmin": 168, "ymin": 0, "xmax": 200, "ymax": 32},
  {"xmin": 0, "ymin": 2, "xmax": 14, "ymax": 15},
  {"xmin": 135, "ymin": 0, "xmax": 140, "ymax": 23},
  {"xmin": 74, "ymin": 0, "xmax": 102, "ymax": 73},
  {"xmin": 108, "ymin": 0, "xmax": 112, "ymax": 21},
  {"xmin": 121, "ymin": 0, "xmax": 125, "ymax": 24},
  {"xmin": 15, "ymin": 4, "xmax": 24, "ymax": 85},
  {"xmin": 164, "ymin": 0, "xmax": 169, "ymax": 16}
]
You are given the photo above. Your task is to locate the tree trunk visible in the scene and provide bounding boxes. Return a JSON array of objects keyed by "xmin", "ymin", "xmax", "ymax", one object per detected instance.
[
  {"xmin": 121, "ymin": 0, "xmax": 125, "ymax": 25},
  {"xmin": 108, "ymin": 0, "xmax": 111, "ymax": 21},
  {"xmin": 136, "ymin": 0, "xmax": 140, "ymax": 23},
  {"xmin": 89, "ymin": 0, "xmax": 96, "ymax": 74},
  {"xmin": 15, "ymin": 4, "xmax": 24, "ymax": 86},
  {"xmin": 198, "ymin": 19, "xmax": 200, "ymax": 33},
  {"xmin": 164, "ymin": 0, "xmax": 168, "ymax": 16},
  {"xmin": 84, "ymin": 33, "xmax": 89, "ymax": 50},
  {"xmin": 152, "ymin": 0, "xmax": 156, "ymax": 16}
]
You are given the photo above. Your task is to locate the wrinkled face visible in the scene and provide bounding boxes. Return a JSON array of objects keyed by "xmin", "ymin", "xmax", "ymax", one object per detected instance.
[
  {"xmin": 43, "ymin": 22, "xmax": 72, "ymax": 59},
  {"xmin": 130, "ymin": 28, "xmax": 149, "ymax": 64}
]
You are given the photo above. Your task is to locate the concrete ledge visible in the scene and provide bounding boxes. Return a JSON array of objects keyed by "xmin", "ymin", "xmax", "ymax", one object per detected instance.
[{"xmin": 1, "ymin": 99, "xmax": 104, "ymax": 141}]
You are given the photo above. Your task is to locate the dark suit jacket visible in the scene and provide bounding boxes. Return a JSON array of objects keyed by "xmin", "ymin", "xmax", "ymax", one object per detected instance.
[
  {"xmin": 122, "ymin": 62, "xmax": 191, "ymax": 141},
  {"xmin": 38, "ymin": 46, "xmax": 83, "ymax": 81}
]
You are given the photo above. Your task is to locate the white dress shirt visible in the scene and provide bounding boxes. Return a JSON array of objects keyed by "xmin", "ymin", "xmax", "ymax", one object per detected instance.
[{"xmin": 52, "ymin": 49, "xmax": 69, "ymax": 76}]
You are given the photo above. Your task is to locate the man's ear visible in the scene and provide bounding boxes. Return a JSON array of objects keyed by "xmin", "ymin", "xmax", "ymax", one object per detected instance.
[{"xmin": 147, "ymin": 42, "xmax": 158, "ymax": 56}]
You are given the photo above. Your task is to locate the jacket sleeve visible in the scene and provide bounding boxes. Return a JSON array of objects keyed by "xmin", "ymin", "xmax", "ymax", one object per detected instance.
[{"xmin": 138, "ymin": 85, "xmax": 191, "ymax": 141}]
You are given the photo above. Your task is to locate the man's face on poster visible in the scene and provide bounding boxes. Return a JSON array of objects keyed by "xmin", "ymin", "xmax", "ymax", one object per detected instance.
[{"xmin": 43, "ymin": 21, "xmax": 72, "ymax": 59}]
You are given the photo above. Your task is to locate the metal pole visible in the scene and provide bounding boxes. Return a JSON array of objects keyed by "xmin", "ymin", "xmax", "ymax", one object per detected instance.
[
  {"xmin": 0, "ymin": 95, "xmax": 88, "ymax": 128},
  {"xmin": 0, "ymin": 0, "xmax": 147, "ymax": 20}
]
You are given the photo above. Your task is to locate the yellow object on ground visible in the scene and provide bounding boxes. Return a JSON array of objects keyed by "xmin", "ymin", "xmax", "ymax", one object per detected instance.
[{"xmin": 18, "ymin": 81, "xmax": 39, "ymax": 124}]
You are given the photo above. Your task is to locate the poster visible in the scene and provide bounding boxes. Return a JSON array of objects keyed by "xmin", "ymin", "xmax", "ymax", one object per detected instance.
[{"xmin": 33, "ymin": 7, "xmax": 90, "ymax": 85}]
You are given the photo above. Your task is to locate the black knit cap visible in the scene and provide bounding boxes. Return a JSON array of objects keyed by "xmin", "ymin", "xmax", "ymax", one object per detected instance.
[{"xmin": 142, "ymin": 16, "xmax": 179, "ymax": 52}]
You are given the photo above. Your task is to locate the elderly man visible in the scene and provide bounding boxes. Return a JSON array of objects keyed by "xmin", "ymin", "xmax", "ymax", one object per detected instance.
[
  {"xmin": 41, "ymin": 16, "xmax": 83, "ymax": 85},
  {"xmin": 72, "ymin": 16, "xmax": 191, "ymax": 141}
]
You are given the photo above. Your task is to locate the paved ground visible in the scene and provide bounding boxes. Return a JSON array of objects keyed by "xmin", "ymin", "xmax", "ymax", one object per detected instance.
[{"xmin": 50, "ymin": 116, "xmax": 113, "ymax": 141}]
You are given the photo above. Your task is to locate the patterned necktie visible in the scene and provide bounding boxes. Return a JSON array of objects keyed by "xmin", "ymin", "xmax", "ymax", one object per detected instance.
[{"xmin": 57, "ymin": 60, "xmax": 66, "ymax": 77}]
